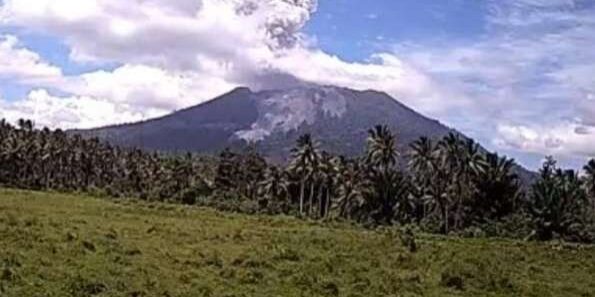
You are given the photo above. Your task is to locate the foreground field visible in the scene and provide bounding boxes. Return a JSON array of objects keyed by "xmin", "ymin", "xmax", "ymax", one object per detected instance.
[{"xmin": 1, "ymin": 189, "xmax": 594, "ymax": 297}]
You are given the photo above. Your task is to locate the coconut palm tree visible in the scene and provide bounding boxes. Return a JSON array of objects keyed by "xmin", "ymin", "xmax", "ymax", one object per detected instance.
[
  {"xmin": 364, "ymin": 125, "xmax": 407, "ymax": 225},
  {"xmin": 259, "ymin": 166, "xmax": 290, "ymax": 213},
  {"xmin": 335, "ymin": 159, "xmax": 370, "ymax": 221},
  {"xmin": 409, "ymin": 137, "xmax": 440, "ymax": 222},
  {"xmin": 314, "ymin": 152, "xmax": 342, "ymax": 219},
  {"xmin": 214, "ymin": 148, "xmax": 239, "ymax": 191},
  {"xmin": 529, "ymin": 157, "xmax": 588, "ymax": 241},
  {"xmin": 366, "ymin": 125, "xmax": 398, "ymax": 170},
  {"xmin": 409, "ymin": 137, "xmax": 435, "ymax": 177},
  {"xmin": 471, "ymin": 153, "xmax": 521, "ymax": 223},
  {"xmin": 436, "ymin": 133, "xmax": 487, "ymax": 231},
  {"xmin": 289, "ymin": 134, "xmax": 319, "ymax": 216}
]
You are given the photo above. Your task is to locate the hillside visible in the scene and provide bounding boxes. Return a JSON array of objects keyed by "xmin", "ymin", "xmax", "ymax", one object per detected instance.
[
  {"xmin": 1, "ymin": 189, "xmax": 594, "ymax": 297},
  {"xmin": 73, "ymin": 85, "xmax": 454, "ymax": 160}
]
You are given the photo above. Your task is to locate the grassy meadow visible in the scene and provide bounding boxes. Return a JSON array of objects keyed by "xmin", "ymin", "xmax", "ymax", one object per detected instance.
[{"xmin": 1, "ymin": 188, "xmax": 594, "ymax": 297}]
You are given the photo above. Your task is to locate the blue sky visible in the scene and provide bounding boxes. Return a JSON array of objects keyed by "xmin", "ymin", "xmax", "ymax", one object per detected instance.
[
  {"xmin": 0, "ymin": 0, "xmax": 594, "ymax": 170},
  {"xmin": 306, "ymin": 0, "xmax": 487, "ymax": 61}
]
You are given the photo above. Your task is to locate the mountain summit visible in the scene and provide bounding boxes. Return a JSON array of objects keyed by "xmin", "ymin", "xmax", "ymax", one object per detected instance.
[{"xmin": 74, "ymin": 85, "xmax": 455, "ymax": 160}]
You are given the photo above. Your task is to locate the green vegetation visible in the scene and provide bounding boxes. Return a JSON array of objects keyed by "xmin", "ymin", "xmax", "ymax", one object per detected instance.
[
  {"xmin": 1, "ymin": 119, "xmax": 595, "ymax": 243},
  {"xmin": 1, "ymin": 188, "xmax": 595, "ymax": 297}
]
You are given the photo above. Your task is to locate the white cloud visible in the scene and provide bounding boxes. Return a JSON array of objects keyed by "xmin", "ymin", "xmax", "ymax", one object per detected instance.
[
  {"xmin": 273, "ymin": 49, "xmax": 465, "ymax": 113},
  {"xmin": 0, "ymin": 35, "xmax": 62, "ymax": 83},
  {"xmin": 0, "ymin": 62, "xmax": 239, "ymax": 128},
  {"xmin": 0, "ymin": 89, "xmax": 161, "ymax": 129},
  {"xmin": 0, "ymin": 0, "xmax": 317, "ymax": 70},
  {"xmin": 496, "ymin": 123, "xmax": 595, "ymax": 159},
  {"xmin": 65, "ymin": 64, "xmax": 237, "ymax": 111}
]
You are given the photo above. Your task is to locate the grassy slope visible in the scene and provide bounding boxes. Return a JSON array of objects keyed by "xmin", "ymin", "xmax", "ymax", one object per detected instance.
[{"xmin": 1, "ymin": 189, "xmax": 594, "ymax": 297}]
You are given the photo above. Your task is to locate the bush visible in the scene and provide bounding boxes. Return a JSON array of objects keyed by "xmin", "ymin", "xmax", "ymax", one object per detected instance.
[
  {"xmin": 476, "ymin": 214, "xmax": 533, "ymax": 239},
  {"xmin": 197, "ymin": 191, "xmax": 260, "ymax": 214},
  {"xmin": 399, "ymin": 226, "xmax": 418, "ymax": 253},
  {"xmin": 440, "ymin": 260, "xmax": 515, "ymax": 293}
]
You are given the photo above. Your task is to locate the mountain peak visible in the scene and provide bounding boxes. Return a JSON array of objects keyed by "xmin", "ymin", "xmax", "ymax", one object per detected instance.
[{"xmin": 75, "ymin": 85, "xmax": 453, "ymax": 159}]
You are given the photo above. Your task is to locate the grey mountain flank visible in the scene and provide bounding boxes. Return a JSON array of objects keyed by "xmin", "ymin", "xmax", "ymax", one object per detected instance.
[{"xmin": 73, "ymin": 85, "xmax": 451, "ymax": 156}]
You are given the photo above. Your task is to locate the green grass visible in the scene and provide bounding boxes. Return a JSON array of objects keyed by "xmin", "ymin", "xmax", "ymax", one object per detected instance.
[{"xmin": 1, "ymin": 189, "xmax": 594, "ymax": 297}]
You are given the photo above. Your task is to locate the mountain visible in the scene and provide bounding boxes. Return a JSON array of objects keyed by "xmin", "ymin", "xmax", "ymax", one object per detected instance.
[
  {"xmin": 73, "ymin": 85, "xmax": 453, "ymax": 157},
  {"xmin": 73, "ymin": 85, "xmax": 534, "ymax": 181}
]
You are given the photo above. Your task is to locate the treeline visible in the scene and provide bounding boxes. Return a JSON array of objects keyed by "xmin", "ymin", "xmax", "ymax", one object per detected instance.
[
  {"xmin": 0, "ymin": 119, "xmax": 214, "ymax": 203},
  {"xmin": 1, "ymin": 119, "xmax": 594, "ymax": 243}
]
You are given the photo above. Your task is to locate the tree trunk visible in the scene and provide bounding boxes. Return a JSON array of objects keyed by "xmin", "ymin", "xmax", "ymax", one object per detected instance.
[
  {"xmin": 299, "ymin": 179, "xmax": 305, "ymax": 215},
  {"xmin": 309, "ymin": 182, "xmax": 315, "ymax": 216},
  {"xmin": 440, "ymin": 199, "xmax": 449, "ymax": 235},
  {"xmin": 318, "ymin": 186, "xmax": 324, "ymax": 218},
  {"xmin": 325, "ymin": 187, "xmax": 331, "ymax": 219},
  {"xmin": 444, "ymin": 206, "xmax": 450, "ymax": 234}
]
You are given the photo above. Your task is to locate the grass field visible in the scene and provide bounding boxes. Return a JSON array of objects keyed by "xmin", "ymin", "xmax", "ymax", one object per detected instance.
[{"xmin": 1, "ymin": 189, "xmax": 594, "ymax": 297}]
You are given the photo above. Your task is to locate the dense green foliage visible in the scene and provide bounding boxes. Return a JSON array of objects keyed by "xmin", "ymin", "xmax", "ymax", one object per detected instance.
[
  {"xmin": 1, "ymin": 119, "xmax": 594, "ymax": 242},
  {"xmin": 1, "ymin": 189, "xmax": 595, "ymax": 297},
  {"xmin": 0, "ymin": 119, "xmax": 215, "ymax": 202},
  {"xmin": 528, "ymin": 157, "xmax": 595, "ymax": 242}
]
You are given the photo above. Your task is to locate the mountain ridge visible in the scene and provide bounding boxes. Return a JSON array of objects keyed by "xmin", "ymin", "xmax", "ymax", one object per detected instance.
[{"xmin": 73, "ymin": 85, "xmax": 452, "ymax": 156}]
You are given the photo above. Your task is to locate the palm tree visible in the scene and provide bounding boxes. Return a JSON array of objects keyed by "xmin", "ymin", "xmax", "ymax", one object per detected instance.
[
  {"xmin": 366, "ymin": 125, "xmax": 398, "ymax": 170},
  {"xmin": 259, "ymin": 166, "xmax": 290, "ymax": 213},
  {"xmin": 364, "ymin": 125, "xmax": 406, "ymax": 225},
  {"xmin": 214, "ymin": 148, "xmax": 239, "ymax": 191},
  {"xmin": 316, "ymin": 152, "xmax": 338, "ymax": 219},
  {"xmin": 435, "ymin": 133, "xmax": 487, "ymax": 232},
  {"xmin": 289, "ymin": 134, "xmax": 319, "ymax": 216},
  {"xmin": 335, "ymin": 159, "xmax": 370, "ymax": 221},
  {"xmin": 584, "ymin": 159, "xmax": 595, "ymax": 219},
  {"xmin": 409, "ymin": 137, "xmax": 440, "ymax": 222},
  {"xmin": 409, "ymin": 137, "xmax": 435, "ymax": 177},
  {"xmin": 471, "ymin": 153, "xmax": 521, "ymax": 223},
  {"xmin": 239, "ymin": 148, "xmax": 267, "ymax": 200},
  {"xmin": 529, "ymin": 157, "xmax": 588, "ymax": 241}
]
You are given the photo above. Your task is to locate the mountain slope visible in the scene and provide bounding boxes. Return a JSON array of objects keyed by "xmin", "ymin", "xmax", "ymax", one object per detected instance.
[{"xmin": 74, "ymin": 85, "xmax": 453, "ymax": 159}]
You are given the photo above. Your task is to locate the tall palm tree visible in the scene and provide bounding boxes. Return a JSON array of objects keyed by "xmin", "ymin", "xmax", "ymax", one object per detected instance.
[
  {"xmin": 471, "ymin": 153, "xmax": 521, "ymax": 223},
  {"xmin": 409, "ymin": 137, "xmax": 441, "ymax": 223},
  {"xmin": 409, "ymin": 137, "xmax": 435, "ymax": 177},
  {"xmin": 364, "ymin": 125, "xmax": 405, "ymax": 225},
  {"xmin": 366, "ymin": 125, "xmax": 398, "ymax": 170},
  {"xmin": 289, "ymin": 134, "xmax": 319, "ymax": 216},
  {"xmin": 316, "ymin": 151, "xmax": 338, "ymax": 219},
  {"xmin": 436, "ymin": 133, "xmax": 487, "ymax": 232}
]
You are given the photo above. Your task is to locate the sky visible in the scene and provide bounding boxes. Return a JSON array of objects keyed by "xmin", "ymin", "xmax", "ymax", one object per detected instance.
[{"xmin": 0, "ymin": 0, "xmax": 594, "ymax": 170}]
